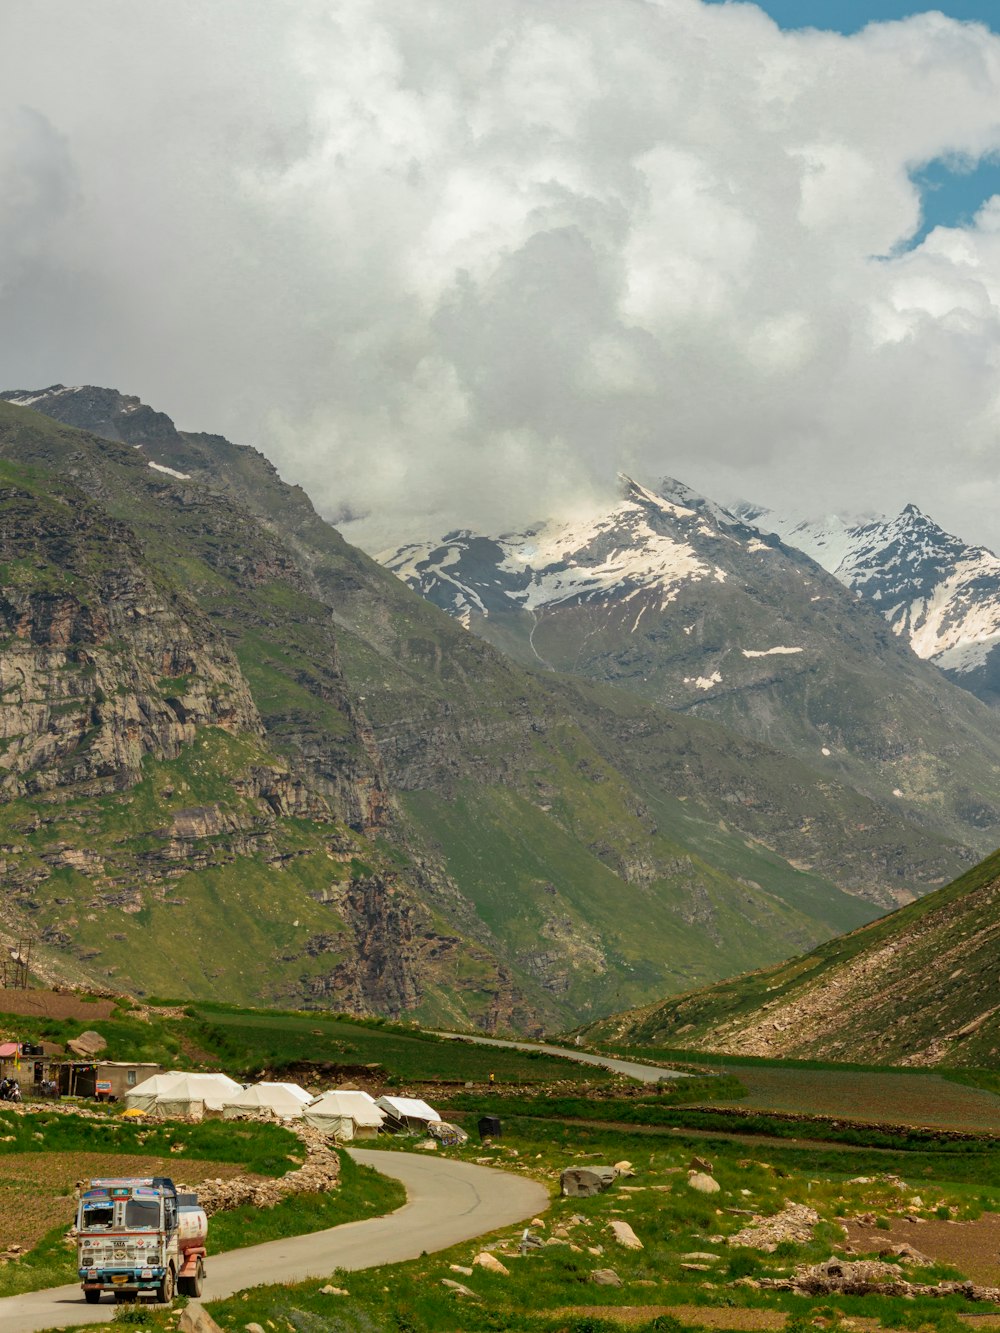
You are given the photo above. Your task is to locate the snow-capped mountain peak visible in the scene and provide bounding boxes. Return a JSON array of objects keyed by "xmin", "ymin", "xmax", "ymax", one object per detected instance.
[
  {"xmin": 384, "ymin": 475, "xmax": 740, "ymax": 625},
  {"xmin": 740, "ymin": 500, "xmax": 1000, "ymax": 694}
]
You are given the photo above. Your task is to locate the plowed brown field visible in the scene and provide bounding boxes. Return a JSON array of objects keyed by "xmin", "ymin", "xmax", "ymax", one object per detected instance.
[
  {"xmin": 0, "ymin": 990, "xmax": 115, "ymax": 1022},
  {"xmin": 0, "ymin": 1152, "xmax": 248, "ymax": 1251}
]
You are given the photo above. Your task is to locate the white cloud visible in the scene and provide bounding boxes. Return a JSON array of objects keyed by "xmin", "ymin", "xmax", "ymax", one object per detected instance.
[{"xmin": 2, "ymin": 1, "xmax": 1000, "ymax": 549}]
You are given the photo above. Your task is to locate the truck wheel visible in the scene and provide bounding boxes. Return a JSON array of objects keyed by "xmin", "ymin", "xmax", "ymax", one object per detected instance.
[
  {"xmin": 84, "ymin": 1289, "xmax": 101, "ymax": 1304},
  {"xmin": 157, "ymin": 1265, "xmax": 175, "ymax": 1305},
  {"xmin": 179, "ymin": 1257, "xmax": 204, "ymax": 1298}
]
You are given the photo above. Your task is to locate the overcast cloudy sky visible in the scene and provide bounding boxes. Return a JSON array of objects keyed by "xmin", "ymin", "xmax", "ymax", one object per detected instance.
[{"xmin": 3, "ymin": 1, "xmax": 1000, "ymax": 550}]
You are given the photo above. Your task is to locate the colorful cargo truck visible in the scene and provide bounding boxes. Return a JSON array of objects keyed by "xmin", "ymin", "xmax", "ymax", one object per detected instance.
[{"xmin": 77, "ymin": 1176, "xmax": 207, "ymax": 1305}]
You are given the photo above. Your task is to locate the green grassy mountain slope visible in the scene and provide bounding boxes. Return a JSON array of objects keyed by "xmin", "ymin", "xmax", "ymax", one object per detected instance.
[
  {"xmin": 584, "ymin": 845, "xmax": 1000, "ymax": 1066},
  {"xmin": 0, "ymin": 390, "xmax": 982, "ymax": 1029}
]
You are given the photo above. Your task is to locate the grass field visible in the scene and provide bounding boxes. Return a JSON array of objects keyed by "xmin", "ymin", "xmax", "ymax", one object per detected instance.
[
  {"xmin": 0, "ymin": 998, "xmax": 618, "ymax": 1088},
  {"xmin": 0, "ymin": 1106, "xmax": 299, "ymax": 1176},
  {"xmin": 182, "ymin": 1004, "xmax": 613, "ymax": 1085},
  {"xmin": 12, "ymin": 1004, "xmax": 1000, "ymax": 1333},
  {"xmin": 0, "ymin": 1107, "xmax": 305, "ymax": 1300},
  {"xmin": 589, "ymin": 1047, "xmax": 1000, "ymax": 1133},
  {"xmin": 0, "ymin": 1147, "xmax": 405, "ymax": 1302},
  {"xmin": 696, "ymin": 1064, "xmax": 1000, "ymax": 1132}
]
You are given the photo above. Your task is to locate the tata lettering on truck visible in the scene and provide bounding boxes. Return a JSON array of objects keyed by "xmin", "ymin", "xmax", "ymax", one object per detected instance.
[{"xmin": 77, "ymin": 1176, "xmax": 207, "ymax": 1305}]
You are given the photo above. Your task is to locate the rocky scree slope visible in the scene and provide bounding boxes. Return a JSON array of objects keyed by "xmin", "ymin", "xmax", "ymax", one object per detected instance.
[
  {"xmin": 0, "ymin": 389, "xmax": 982, "ymax": 1026},
  {"xmin": 383, "ymin": 475, "xmax": 1000, "ymax": 860},
  {"xmin": 739, "ymin": 501, "xmax": 1000, "ymax": 708},
  {"xmin": 583, "ymin": 844, "xmax": 1000, "ymax": 1067}
]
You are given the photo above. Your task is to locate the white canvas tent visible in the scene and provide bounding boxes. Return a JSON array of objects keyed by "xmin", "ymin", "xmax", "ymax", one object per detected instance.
[
  {"xmin": 222, "ymin": 1082, "xmax": 312, "ymax": 1120},
  {"xmin": 375, "ymin": 1095, "xmax": 441, "ymax": 1132},
  {"xmin": 303, "ymin": 1090, "xmax": 385, "ymax": 1141},
  {"xmin": 125, "ymin": 1071, "xmax": 243, "ymax": 1119}
]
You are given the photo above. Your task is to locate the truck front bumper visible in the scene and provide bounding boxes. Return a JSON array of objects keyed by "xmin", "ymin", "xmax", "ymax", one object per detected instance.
[{"xmin": 80, "ymin": 1266, "xmax": 164, "ymax": 1292}]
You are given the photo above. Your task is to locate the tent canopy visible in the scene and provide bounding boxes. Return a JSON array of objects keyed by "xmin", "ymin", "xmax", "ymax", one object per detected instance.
[
  {"xmin": 376, "ymin": 1095, "xmax": 440, "ymax": 1125},
  {"xmin": 222, "ymin": 1082, "xmax": 312, "ymax": 1119},
  {"xmin": 125, "ymin": 1070, "xmax": 242, "ymax": 1115},
  {"xmin": 303, "ymin": 1089, "xmax": 385, "ymax": 1140},
  {"xmin": 307, "ymin": 1090, "xmax": 384, "ymax": 1126}
]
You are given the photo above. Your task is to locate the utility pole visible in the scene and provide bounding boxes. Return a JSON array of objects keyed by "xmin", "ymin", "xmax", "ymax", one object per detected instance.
[{"xmin": 1, "ymin": 939, "xmax": 32, "ymax": 990}]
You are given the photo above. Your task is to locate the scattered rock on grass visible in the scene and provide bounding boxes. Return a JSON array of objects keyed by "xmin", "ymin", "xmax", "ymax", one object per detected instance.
[
  {"xmin": 441, "ymin": 1278, "xmax": 477, "ymax": 1297},
  {"xmin": 688, "ymin": 1172, "xmax": 720, "ymax": 1195},
  {"xmin": 608, "ymin": 1219, "xmax": 643, "ymax": 1250},
  {"xmin": 561, "ymin": 1166, "xmax": 617, "ymax": 1197},
  {"xmin": 178, "ymin": 1304, "xmax": 224, "ymax": 1333},
  {"xmin": 591, "ymin": 1268, "xmax": 622, "ymax": 1286},
  {"xmin": 729, "ymin": 1202, "xmax": 819, "ymax": 1251},
  {"xmin": 474, "ymin": 1251, "xmax": 509, "ymax": 1275}
]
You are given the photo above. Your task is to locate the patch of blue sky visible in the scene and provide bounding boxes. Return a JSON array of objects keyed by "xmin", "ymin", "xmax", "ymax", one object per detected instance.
[
  {"xmin": 702, "ymin": 2, "xmax": 1000, "ymax": 250},
  {"xmin": 700, "ymin": 1, "xmax": 999, "ymax": 36},
  {"xmin": 906, "ymin": 154, "xmax": 1000, "ymax": 249}
]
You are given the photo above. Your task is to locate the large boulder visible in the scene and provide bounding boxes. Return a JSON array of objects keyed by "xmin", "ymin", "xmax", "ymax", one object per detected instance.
[
  {"xmin": 474, "ymin": 1252, "xmax": 509, "ymax": 1275},
  {"xmin": 178, "ymin": 1305, "xmax": 223, "ymax": 1333},
  {"xmin": 560, "ymin": 1165, "xmax": 617, "ymax": 1197},
  {"xmin": 687, "ymin": 1172, "xmax": 721, "ymax": 1194}
]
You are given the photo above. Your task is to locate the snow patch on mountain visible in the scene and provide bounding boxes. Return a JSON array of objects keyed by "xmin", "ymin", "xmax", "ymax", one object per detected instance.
[
  {"xmin": 742, "ymin": 646, "xmax": 803, "ymax": 658},
  {"xmin": 148, "ymin": 461, "xmax": 191, "ymax": 481},
  {"xmin": 684, "ymin": 670, "xmax": 722, "ymax": 690},
  {"xmin": 3, "ymin": 385, "xmax": 82, "ymax": 409}
]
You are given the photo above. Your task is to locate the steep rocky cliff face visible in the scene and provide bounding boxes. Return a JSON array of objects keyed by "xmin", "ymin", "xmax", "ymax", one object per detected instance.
[
  {"xmin": 0, "ymin": 465, "xmax": 259, "ymax": 797},
  {"xmin": 0, "ymin": 403, "xmax": 390, "ymax": 834}
]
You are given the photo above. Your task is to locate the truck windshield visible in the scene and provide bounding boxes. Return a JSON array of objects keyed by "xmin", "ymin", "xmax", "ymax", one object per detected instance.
[
  {"xmin": 124, "ymin": 1199, "xmax": 160, "ymax": 1229},
  {"xmin": 81, "ymin": 1203, "xmax": 114, "ymax": 1229}
]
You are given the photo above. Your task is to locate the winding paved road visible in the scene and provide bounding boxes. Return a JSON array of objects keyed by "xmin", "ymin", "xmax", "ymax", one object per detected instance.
[
  {"xmin": 0, "ymin": 1148, "xmax": 549, "ymax": 1333},
  {"xmin": 436, "ymin": 1031, "xmax": 690, "ymax": 1082}
]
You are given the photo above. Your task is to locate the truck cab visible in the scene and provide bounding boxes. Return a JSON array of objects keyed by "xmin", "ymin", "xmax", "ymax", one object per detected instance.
[{"xmin": 77, "ymin": 1176, "xmax": 205, "ymax": 1305}]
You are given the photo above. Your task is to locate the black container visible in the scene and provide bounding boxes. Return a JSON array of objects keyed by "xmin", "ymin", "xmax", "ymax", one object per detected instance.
[{"xmin": 478, "ymin": 1115, "xmax": 502, "ymax": 1140}]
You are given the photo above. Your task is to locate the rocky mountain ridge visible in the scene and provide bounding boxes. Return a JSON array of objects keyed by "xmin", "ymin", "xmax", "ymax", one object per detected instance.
[
  {"xmin": 738, "ymin": 502, "xmax": 1000, "ymax": 705},
  {"xmin": 382, "ymin": 474, "xmax": 1000, "ymax": 860}
]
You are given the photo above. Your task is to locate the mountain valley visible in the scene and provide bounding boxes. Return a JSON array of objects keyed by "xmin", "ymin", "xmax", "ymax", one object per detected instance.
[
  {"xmin": 583, "ymin": 842, "xmax": 1000, "ymax": 1068},
  {"xmin": 3, "ymin": 386, "xmax": 1000, "ymax": 1038}
]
